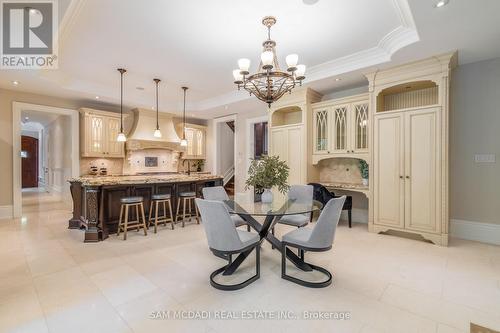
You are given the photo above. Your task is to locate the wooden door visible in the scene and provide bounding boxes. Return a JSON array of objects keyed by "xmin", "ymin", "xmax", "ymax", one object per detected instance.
[
  {"xmin": 373, "ymin": 113, "xmax": 405, "ymax": 228},
  {"xmin": 404, "ymin": 108, "xmax": 439, "ymax": 233},
  {"xmin": 286, "ymin": 126, "xmax": 304, "ymax": 185},
  {"xmin": 21, "ymin": 136, "xmax": 38, "ymax": 188}
]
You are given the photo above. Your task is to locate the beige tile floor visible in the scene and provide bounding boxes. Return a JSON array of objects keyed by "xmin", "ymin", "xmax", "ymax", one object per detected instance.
[{"xmin": 1, "ymin": 196, "xmax": 499, "ymax": 333}]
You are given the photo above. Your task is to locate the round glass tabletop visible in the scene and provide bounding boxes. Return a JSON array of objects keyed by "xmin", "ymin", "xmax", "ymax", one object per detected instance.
[{"xmin": 224, "ymin": 198, "xmax": 323, "ymax": 216}]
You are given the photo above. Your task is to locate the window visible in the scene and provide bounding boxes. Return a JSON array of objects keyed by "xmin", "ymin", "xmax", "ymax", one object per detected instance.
[{"xmin": 254, "ymin": 122, "xmax": 268, "ymax": 159}]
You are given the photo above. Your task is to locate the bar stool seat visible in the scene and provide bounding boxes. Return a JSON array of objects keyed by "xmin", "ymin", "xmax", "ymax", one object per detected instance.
[
  {"xmin": 176, "ymin": 191, "xmax": 199, "ymax": 227},
  {"xmin": 120, "ymin": 196, "xmax": 143, "ymax": 204},
  {"xmin": 179, "ymin": 191, "xmax": 196, "ymax": 197},
  {"xmin": 152, "ymin": 193, "xmax": 171, "ymax": 200},
  {"xmin": 149, "ymin": 193, "xmax": 174, "ymax": 233},
  {"xmin": 117, "ymin": 196, "xmax": 147, "ymax": 240}
]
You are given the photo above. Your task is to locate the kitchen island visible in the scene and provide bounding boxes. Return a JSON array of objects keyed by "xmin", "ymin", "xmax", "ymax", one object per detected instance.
[{"xmin": 69, "ymin": 174, "xmax": 223, "ymax": 242}]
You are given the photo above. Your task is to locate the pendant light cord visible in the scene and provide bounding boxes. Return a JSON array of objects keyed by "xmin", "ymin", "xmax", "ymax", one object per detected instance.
[
  {"xmin": 118, "ymin": 68, "xmax": 126, "ymax": 133},
  {"xmin": 154, "ymin": 79, "xmax": 160, "ymax": 130},
  {"xmin": 182, "ymin": 87, "xmax": 188, "ymax": 140}
]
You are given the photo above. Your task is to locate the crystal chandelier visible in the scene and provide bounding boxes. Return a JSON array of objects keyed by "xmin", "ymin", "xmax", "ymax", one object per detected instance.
[{"xmin": 233, "ymin": 16, "xmax": 306, "ymax": 108}]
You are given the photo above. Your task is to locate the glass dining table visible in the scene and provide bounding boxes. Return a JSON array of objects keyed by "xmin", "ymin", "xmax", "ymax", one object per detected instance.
[{"xmin": 222, "ymin": 197, "xmax": 323, "ymax": 276}]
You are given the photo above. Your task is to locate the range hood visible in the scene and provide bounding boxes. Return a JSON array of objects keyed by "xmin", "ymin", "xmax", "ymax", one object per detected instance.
[{"xmin": 126, "ymin": 108, "xmax": 184, "ymax": 151}]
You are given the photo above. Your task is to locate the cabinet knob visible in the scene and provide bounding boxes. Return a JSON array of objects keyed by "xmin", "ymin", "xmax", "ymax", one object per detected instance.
[
  {"xmin": 406, "ymin": 176, "xmax": 410, "ymax": 179},
  {"xmin": 399, "ymin": 176, "xmax": 403, "ymax": 179}
]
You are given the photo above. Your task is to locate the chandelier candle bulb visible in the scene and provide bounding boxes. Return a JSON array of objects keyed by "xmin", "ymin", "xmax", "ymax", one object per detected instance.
[
  {"xmin": 233, "ymin": 69, "xmax": 243, "ymax": 83},
  {"xmin": 286, "ymin": 54, "xmax": 299, "ymax": 71},
  {"xmin": 295, "ymin": 64, "xmax": 306, "ymax": 79},
  {"xmin": 238, "ymin": 58, "xmax": 250, "ymax": 74},
  {"xmin": 261, "ymin": 51, "xmax": 274, "ymax": 69}
]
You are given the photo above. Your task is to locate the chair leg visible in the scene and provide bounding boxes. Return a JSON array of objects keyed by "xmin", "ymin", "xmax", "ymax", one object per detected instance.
[
  {"xmin": 148, "ymin": 201, "xmax": 153, "ymax": 228},
  {"xmin": 175, "ymin": 198, "xmax": 181, "ymax": 224},
  {"xmin": 281, "ymin": 244, "xmax": 333, "ymax": 288},
  {"xmin": 135, "ymin": 205, "xmax": 140, "ymax": 232},
  {"xmin": 140, "ymin": 203, "xmax": 147, "ymax": 236},
  {"xmin": 162, "ymin": 201, "xmax": 168, "ymax": 227},
  {"xmin": 247, "ymin": 224, "xmax": 251, "ymax": 232},
  {"xmin": 348, "ymin": 209, "xmax": 352, "ymax": 228},
  {"xmin": 117, "ymin": 204, "xmax": 124, "ymax": 237},
  {"xmin": 271, "ymin": 227, "xmax": 275, "ymax": 249},
  {"xmin": 123, "ymin": 205, "xmax": 129, "ymax": 240},
  {"xmin": 168, "ymin": 200, "xmax": 174, "ymax": 230},
  {"xmin": 154, "ymin": 201, "xmax": 159, "ymax": 233},
  {"xmin": 182, "ymin": 198, "xmax": 186, "ymax": 227},
  {"xmin": 194, "ymin": 198, "xmax": 200, "ymax": 224}
]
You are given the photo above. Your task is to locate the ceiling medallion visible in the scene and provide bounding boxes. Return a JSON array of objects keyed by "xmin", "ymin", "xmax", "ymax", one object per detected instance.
[{"xmin": 233, "ymin": 16, "xmax": 306, "ymax": 108}]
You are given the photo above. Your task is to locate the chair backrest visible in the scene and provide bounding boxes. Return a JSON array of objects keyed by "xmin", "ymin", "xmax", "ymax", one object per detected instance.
[
  {"xmin": 309, "ymin": 196, "xmax": 346, "ymax": 249},
  {"xmin": 195, "ymin": 198, "xmax": 242, "ymax": 252},
  {"xmin": 288, "ymin": 185, "xmax": 313, "ymax": 205},
  {"xmin": 308, "ymin": 183, "xmax": 335, "ymax": 205},
  {"xmin": 202, "ymin": 186, "xmax": 229, "ymax": 201}
]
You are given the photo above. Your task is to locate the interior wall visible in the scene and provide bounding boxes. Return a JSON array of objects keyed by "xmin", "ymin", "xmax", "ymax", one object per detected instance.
[
  {"xmin": 450, "ymin": 57, "xmax": 500, "ymax": 225},
  {"xmin": 217, "ymin": 122, "xmax": 235, "ymax": 175},
  {"xmin": 45, "ymin": 115, "xmax": 72, "ymax": 195}
]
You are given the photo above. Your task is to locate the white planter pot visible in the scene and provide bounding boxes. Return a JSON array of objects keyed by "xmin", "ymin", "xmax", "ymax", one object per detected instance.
[
  {"xmin": 362, "ymin": 178, "xmax": 369, "ymax": 186},
  {"xmin": 261, "ymin": 189, "xmax": 273, "ymax": 203}
]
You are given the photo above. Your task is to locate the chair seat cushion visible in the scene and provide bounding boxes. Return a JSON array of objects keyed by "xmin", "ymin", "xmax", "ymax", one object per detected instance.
[
  {"xmin": 282, "ymin": 227, "xmax": 313, "ymax": 248},
  {"xmin": 152, "ymin": 193, "xmax": 171, "ymax": 200},
  {"xmin": 236, "ymin": 230, "xmax": 259, "ymax": 249},
  {"xmin": 231, "ymin": 215, "xmax": 247, "ymax": 227},
  {"xmin": 277, "ymin": 214, "xmax": 309, "ymax": 227},
  {"xmin": 120, "ymin": 196, "xmax": 143, "ymax": 204},
  {"xmin": 179, "ymin": 191, "xmax": 196, "ymax": 197}
]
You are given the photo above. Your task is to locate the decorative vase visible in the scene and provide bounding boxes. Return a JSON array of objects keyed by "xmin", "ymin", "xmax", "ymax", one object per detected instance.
[
  {"xmin": 261, "ymin": 188, "xmax": 273, "ymax": 203},
  {"xmin": 362, "ymin": 178, "xmax": 368, "ymax": 186}
]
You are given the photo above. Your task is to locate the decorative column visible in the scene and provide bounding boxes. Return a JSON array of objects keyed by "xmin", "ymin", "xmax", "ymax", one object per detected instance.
[{"xmin": 84, "ymin": 186, "xmax": 101, "ymax": 242}]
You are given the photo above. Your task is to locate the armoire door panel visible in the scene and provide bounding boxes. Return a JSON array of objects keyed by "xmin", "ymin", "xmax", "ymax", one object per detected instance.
[
  {"xmin": 404, "ymin": 109, "xmax": 439, "ymax": 232},
  {"xmin": 374, "ymin": 114, "xmax": 404, "ymax": 228},
  {"xmin": 270, "ymin": 129, "xmax": 287, "ymax": 162}
]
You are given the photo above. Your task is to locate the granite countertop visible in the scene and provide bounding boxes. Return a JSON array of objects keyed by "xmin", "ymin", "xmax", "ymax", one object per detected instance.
[
  {"xmin": 70, "ymin": 174, "xmax": 223, "ymax": 186},
  {"xmin": 321, "ymin": 182, "xmax": 369, "ymax": 192}
]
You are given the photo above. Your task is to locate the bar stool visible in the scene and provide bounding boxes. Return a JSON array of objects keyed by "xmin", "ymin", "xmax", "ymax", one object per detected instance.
[
  {"xmin": 175, "ymin": 191, "xmax": 200, "ymax": 227},
  {"xmin": 148, "ymin": 193, "xmax": 174, "ymax": 233},
  {"xmin": 117, "ymin": 196, "xmax": 147, "ymax": 240}
]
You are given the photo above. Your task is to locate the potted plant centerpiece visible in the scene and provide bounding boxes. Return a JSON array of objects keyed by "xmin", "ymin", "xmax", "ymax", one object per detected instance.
[
  {"xmin": 245, "ymin": 155, "xmax": 290, "ymax": 203},
  {"xmin": 358, "ymin": 159, "xmax": 369, "ymax": 186}
]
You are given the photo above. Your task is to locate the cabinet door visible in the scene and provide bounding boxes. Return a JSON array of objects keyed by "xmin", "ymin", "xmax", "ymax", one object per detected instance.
[
  {"xmin": 404, "ymin": 109, "xmax": 439, "ymax": 233},
  {"xmin": 270, "ymin": 128, "xmax": 287, "ymax": 162},
  {"xmin": 106, "ymin": 117, "xmax": 124, "ymax": 157},
  {"xmin": 87, "ymin": 114, "xmax": 105, "ymax": 156},
  {"xmin": 195, "ymin": 128, "xmax": 205, "ymax": 158},
  {"xmin": 373, "ymin": 113, "xmax": 405, "ymax": 228},
  {"xmin": 313, "ymin": 108, "xmax": 330, "ymax": 154},
  {"xmin": 286, "ymin": 126, "xmax": 304, "ymax": 185},
  {"xmin": 332, "ymin": 105, "xmax": 349, "ymax": 154},
  {"xmin": 352, "ymin": 102, "xmax": 369, "ymax": 153},
  {"xmin": 185, "ymin": 128, "xmax": 195, "ymax": 157}
]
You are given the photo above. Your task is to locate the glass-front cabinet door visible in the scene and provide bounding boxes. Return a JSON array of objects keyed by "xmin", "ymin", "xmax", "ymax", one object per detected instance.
[
  {"xmin": 332, "ymin": 105, "xmax": 349, "ymax": 153},
  {"xmin": 313, "ymin": 108, "xmax": 330, "ymax": 154},
  {"xmin": 353, "ymin": 103, "xmax": 369, "ymax": 153}
]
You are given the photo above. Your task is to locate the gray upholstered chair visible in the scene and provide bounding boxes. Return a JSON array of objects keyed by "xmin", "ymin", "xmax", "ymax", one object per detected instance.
[
  {"xmin": 202, "ymin": 186, "xmax": 250, "ymax": 231},
  {"xmin": 281, "ymin": 196, "xmax": 345, "ymax": 288},
  {"xmin": 195, "ymin": 198, "xmax": 261, "ymax": 290},
  {"xmin": 272, "ymin": 185, "xmax": 313, "ymax": 242}
]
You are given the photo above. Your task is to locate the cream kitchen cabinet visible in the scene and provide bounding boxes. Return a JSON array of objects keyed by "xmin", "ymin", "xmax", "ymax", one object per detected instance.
[
  {"xmin": 270, "ymin": 125, "xmax": 305, "ymax": 185},
  {"xmin": 181, "ymin": 124, "xmax": 206, "ymax": 160},
  {"xmin": 80, "ymin": 108, "xmax": 125, "ymax": 158},
  {"xmin": 312, "ymin": 94, "xmax": 369, "ymax": 164}
]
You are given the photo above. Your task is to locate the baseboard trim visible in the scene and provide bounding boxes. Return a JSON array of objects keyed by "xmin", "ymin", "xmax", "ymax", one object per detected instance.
[
  {"xmin": 450, "ymin": 219, "xmax": 500, "ymax": 245},
  {"xmin": 0, "ymin": 205, "xmax": 13, "ymax": 220}
]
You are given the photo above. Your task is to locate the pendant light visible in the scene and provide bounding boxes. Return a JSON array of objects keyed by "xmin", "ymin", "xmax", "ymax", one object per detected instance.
[
  {"xmin": 180, "ymin": 87, "xmax": 188, "ymax": 147},
  {"xmin": 116, "ymin": 68, "xmax": 127, "ymax": 142},
  {"xmin": 153, "ymin": 78, "xmax": 162, "ymax": 138}
]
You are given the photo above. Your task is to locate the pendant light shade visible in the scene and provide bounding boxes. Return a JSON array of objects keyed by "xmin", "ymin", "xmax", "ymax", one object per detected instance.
[
  {"xmin": 117, "ymin": 68, "xmax": 127, "ymax": 142},
  {"xmin": 153, "ymin": 78, "xmax": 162, "ymax": 138},
  {"xmin": 180, "ymin": 87, "xmax": 188, "ymax": 147}
]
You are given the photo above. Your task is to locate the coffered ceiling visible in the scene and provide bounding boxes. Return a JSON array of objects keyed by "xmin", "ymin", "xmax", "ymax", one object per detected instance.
[{"xmin": 1, "ymin": 0, "xmax": 499, "ymax": 119}]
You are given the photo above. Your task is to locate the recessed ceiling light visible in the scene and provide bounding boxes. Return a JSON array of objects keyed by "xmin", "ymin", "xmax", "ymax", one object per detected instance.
[
  {"xmin": 95, "ymin": 96, "xmax": 100, "ymax": 99},
  {"xmin": 24, "ymin": 116, "xmax": 29, "ymax": 121},
  {"xmin": 303, "ymin": 0, "xmax": 319, "ymax": 5},
  {"xmin": 224, "ymin": 105, "xmax": 229, "ymax": 110},
  {"xmin": 12, "ymin": 80, "xmax": 19, "ymax": 85},
  {"xmin": 136, "ymin": 86, "xmax": 145, "ymax": 91},
  {"xmin": 335, "ymin": 78, "xmax": 341, "ymax": 82},
  {"xmin": 434, "ymin": 0, "xmax": 449, "ymax": 8}
]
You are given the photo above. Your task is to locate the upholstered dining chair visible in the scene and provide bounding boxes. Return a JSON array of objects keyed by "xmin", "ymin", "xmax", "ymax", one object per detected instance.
[
  {"xmin": 281, "ymin": 196, "xmax": 345, "ymax": 288},
  {"xmin": 202, "ymin": 186, "xmax": 251, "ymax": 231},
  {"xmin": 272, "ymin": 185, "xmax": 313, "ymax": 241},
  {"xmin": 195, "ymin": 198, "xmax": 261, "ymax": 290},
  {"xmin": 308, "ymin": 183, "xmax": 353, "ymax": 228}
]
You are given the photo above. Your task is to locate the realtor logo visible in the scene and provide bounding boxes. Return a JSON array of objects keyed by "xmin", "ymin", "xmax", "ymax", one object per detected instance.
[{"xmin": 1, "ymin": 0, "xmax": 58, "ymax": 69}]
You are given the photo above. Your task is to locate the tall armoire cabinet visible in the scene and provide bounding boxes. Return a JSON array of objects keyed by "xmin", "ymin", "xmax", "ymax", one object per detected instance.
[
  {"xmin": 366, "ymin": 52, "xmax": 457, "ymax": 246},
  {"xmin": 269, "ymin": 88, "xmax": 322, "ymax": 186}
]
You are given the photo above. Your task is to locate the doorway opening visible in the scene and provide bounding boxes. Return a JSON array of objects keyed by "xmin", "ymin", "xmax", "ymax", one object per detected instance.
[
  {"xmin": 246, "ymin": 115, "xmax": 269, "ymax": 200},
  {"xmin": 214, "ymin": 115, "xmax": 236, "ymax": 197},
  {"xmin": 13, "ymin": 103, "xmax": 79, "ymax": 217}
]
